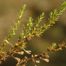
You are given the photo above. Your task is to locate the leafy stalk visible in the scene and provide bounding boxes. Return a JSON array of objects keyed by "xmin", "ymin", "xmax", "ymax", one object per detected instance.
[
  {"xmin": 4, "ymin": 4, "xmax": 26, "ymax": 44},
  {"xmin": 39, "ymin": 1, "xmax": 66, "ymax": 35}
]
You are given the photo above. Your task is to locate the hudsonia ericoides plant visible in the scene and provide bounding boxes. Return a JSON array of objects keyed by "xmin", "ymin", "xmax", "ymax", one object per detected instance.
[{"xmin": 0, "ymin": 1, "xmax": 66, "ymax": 66}]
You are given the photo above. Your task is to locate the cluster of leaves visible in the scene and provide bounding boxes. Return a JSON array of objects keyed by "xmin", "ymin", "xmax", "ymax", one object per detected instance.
[{"xmin": 0, "ymin": 1, "xmax": 66, "ymax": 66}]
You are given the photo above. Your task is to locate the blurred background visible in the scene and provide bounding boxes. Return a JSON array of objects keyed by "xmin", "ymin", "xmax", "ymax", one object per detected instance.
[{"xmin": 0, "ymin": 0, "xmax": 66, "ymax": 66}]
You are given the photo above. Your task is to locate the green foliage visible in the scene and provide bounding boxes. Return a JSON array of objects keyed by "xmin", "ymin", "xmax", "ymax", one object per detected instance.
[
  {"xmin": 20, "ymin": 12, "xmax": 45, "ymax": 39},
  {"xmin": 4, "ymin": 4, "xmax": 26, "ymax": 43},
  {"xmin": 0, "ymin": 4, "xmax": 26, "ymax": 52},
  {"xmin": 9, "ymin": 2, "xmax": 66, "ymax": 49},
  {"xmin": 0, "ymin": 1, "xmax": 66, "ymax": 52},
  {"xmin": 0, "ymin": 1, "xmax": 66, "ymax": 66},
  {"xmin": 16, "ymin": 1, "xmax": 66, "ymax": 50},
  {"xmin": 19, "ymin": 1, "xmax": 66, "ymax": 41},
  {"xmin": 20, "ymin": 17, "xmax": 33, "ymax": 39},
  {"xmin": 39, "ymin": 1, "xmax": 66, "ymax": 35}
]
